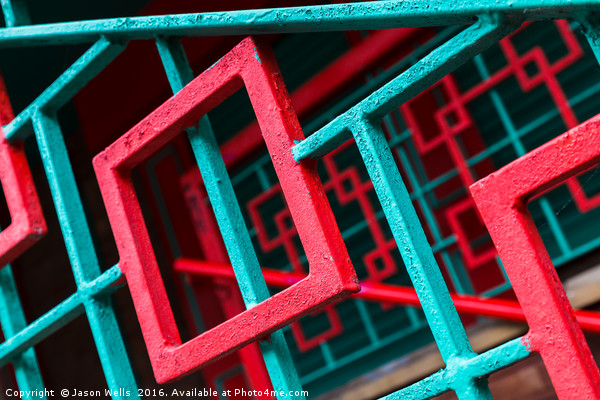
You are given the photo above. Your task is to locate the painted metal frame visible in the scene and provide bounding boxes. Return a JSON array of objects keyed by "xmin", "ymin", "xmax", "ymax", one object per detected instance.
[
  {"xmin": 0, "ymin": 1, "xmax": 599, "ymax": 399},
  {"xmin": 93, "ymin": 36, "xmax": 359, "ymax": 384},
  {"xmin": 471, "ymin": 114, "xmax": 600, "ymax": 399}
]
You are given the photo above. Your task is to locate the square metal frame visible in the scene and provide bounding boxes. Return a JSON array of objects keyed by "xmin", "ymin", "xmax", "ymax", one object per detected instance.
[{"xmin": 94, "ymin": 36, "xmax": 359, "ymax": 383}]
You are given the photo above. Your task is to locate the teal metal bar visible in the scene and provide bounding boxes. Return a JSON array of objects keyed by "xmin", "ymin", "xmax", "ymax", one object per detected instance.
[
  {"xmin": 353, "ymin": 115, "xmax": 476, "ymax": 364},
  {"xmin": 31, "ymin": 111, "xmax": 139, "ymax": 398},
  {"xmin": 155, "ymin": 37, "xmax": 305, "ymax": 400},
  {"xmin": 581, "ymin": 16, "xmax": 600, "ymax": 63},
  {"xmin": 291, "ymin": 16, "xmax": 527, "ymax": 398},
  {"xmin": 347, "ymin": 18, "xmax": 516, "ymax": 363},
  {"xmin": 0, "ymin": 1, "xmax": 597, "ymax": 48},
  {"xmin": 3, "ymin": 37, "xmax": 126, "ymax": 141},
  {"xmin": 0, "ymin": 265, "xmax": 46, "ymax": 398},
  {"xmin": 0, "ymin": 265, "xmax": 121, "ymax": 365},
  {"xmin": 293, "ymin": 15, "xmax": 519, "ymax": 161},
  {"xmin": 382, "ymin": 336, "xmax": 530, "ymax": 400},
  {"xmin": 0, "ymin": 0, "xmax": 30, "ymax": 27}
]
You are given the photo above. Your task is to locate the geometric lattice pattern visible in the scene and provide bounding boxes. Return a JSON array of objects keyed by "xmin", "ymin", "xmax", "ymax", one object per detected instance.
[{"xmin": 1, "ymin": 1, "xmax": 600, "ymax": 400}]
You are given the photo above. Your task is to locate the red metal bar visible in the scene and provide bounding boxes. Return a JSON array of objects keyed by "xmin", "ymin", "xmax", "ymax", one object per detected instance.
[
  {"xmin": 0, "ymin": 75, "xmax": 46, "ymax": 268},
  {"xmin": 173, "ymin": 258, "xmax": 600, "ymax": 334},
  {"xmin": 470, "ymin": 114, "xmax": 600, "ymax": 399}
]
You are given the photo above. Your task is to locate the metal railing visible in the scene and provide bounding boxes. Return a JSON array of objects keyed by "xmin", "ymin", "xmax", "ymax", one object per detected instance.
[{"xmin": 0, "ymin": 1, "xmax": 599, "ymax": 399}]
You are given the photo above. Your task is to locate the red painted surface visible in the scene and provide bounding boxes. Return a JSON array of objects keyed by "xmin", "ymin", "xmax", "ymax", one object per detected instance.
[
  {"xmin": 498, "ymin": 21, "xmax": 600, "ymax": 213},
  {"xmin": 178, "ymin": 29, "xmax": 433, "ymax": 352},
  {"xmin": 470, "ymin": 114, "xmax": 600, "ymax": 399},
  {"xmin": 400, "ymin": 20, "xmax": 596, "ymax": 278},
  {"xmin": 0, "ymin": 75, "xmax": 46, "ymax": 268},
  {"xmin": 94, "ymin": 37, "xmax": 359, "ymax": 383},
  {"xmin": 174, "ymin": 258, "xmax": 600, "ymax": 334}
]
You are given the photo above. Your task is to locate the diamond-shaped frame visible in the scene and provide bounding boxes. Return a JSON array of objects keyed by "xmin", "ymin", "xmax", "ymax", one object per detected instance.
[
  {"xmin": 470, "ymin": 114, "xmax": 600, "ymax": 399},
  {"xmin": 94, "ymin": 37, "xmax": 359, "ymax": 383},
  {"xmin": 0, "ymin": 77, "xmax": 46, "ymax": 267}
]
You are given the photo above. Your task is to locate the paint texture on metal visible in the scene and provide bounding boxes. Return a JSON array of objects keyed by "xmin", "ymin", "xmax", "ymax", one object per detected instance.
[
  {"xmin": 157, "ymin": 36, "xmax": 278, "ymax": 399},
  {"xmin": 94, "ymin": 36, "xmax": 359, "ymax": 383},
  {"xmin": 283, "ymin": 17, "xmax": 537, "ymax": 399},
  {"xmin": 0, "ymin": 1, "xmax": 599, "ymax": 47},
  {"xmin": 1, "ymin": 0, "xmax": 600, "ymax": 397},
  {"xmin": 0, "ymin": 75, "xmax": 46, "ymax": 268},
  {"xmin": 470, "ymin": 114, "xmax": 600, "ymax": 399}
]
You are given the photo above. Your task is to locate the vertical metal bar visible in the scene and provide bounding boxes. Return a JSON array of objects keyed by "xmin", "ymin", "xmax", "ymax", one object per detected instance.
[
  {"xmin": 31, "ymin": 111, "xmax": 139, "ymax": 399},
  {"xmin": 0, "ymin": 265, "xmax": 46, "ymax": 398},
  {"xmin": 352, "ymin": 118, "xmax": 476, "ymax": 363},
  {"xmin": 156, "ymin": 37, "xmax": 305, "ymax": 399}
]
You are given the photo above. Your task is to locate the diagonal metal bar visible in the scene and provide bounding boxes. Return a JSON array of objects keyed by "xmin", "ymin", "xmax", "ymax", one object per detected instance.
[
  {"xmin": 293, "ymin": 14, "xmax": 519, "ymax": 161},
  {"xmin": 2, "ymin": 37, "xmax": 126, "ymax": 141},
  {"xmin": 291, "ymin": 17, "xmax": 524, "ymax": 398}
]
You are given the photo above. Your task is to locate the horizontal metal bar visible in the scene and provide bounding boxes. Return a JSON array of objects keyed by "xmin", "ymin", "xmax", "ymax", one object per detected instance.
[
  {"xmin": 0, "ymin": 265, "xmax": 121, "ymax": 366},
  {"xmin": 0, "ymin": 0, "xmax": 597, "ymax": 48},
  {"xmin": 174, "ymin": 258, "xmax": 600, "ymax": 333},
  {"xmin": 2, "ymin": 37, "xmax": 125, "ymax": 141}
]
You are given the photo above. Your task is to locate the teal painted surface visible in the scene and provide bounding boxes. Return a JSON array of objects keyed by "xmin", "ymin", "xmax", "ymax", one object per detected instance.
[
  {"xmin": 3, "ymin": 37, "xmax": 125, "ymax": 141},
  {"xmin": 0, "ymin": 264, "xmax": 46, "ymax": 398},
  {"xmin": 0, "ymin": 1, "xmax": 599, "ymax": 398},
  {"xmin": 156, "ymin": 37, "xmax": 305, "ymax": 400},
  {"xmin": 292, "ymin": 17, "xmax": 532, "ymax": 399},
  {"xmin": 0, "ymin": 1, "xmax": 599, "ymax": 47},
  {"xmin": 0, "ymin": 0, "xmax": 30, "ymax": 27},
  {"xmin": 31, "ymin": 110, "xmax": 139, "ymax": 398}
]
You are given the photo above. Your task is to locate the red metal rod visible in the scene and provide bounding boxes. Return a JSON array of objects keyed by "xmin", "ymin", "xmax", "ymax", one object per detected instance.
[{"xmin": 174, "ymin": 258, "xmax": 600, "ymax": 333}]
